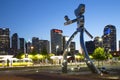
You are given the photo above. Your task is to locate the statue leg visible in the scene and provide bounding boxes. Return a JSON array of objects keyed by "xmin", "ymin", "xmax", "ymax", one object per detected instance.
[
  {"xmin": 80, "ymin": 28, "xmax": 101, "ymax": 74},
  {"xmin": 62, "ymin": 30, "xmax": 78, "ymax": 73}
]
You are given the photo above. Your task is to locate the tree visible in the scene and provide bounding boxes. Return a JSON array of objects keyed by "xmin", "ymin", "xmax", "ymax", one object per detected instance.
[
  {"xmin": 30, "ymin": 51, "xmax": 38, "ymax": 55},
  {"xmin": 75, "ymin": 53, "xmax": 84, "ymax": 62},
  {"xmin": 107, "ymin": 53, "xmax": 113, "ymax": 60},
  {"xmin": 118, "ymin": 56, "xmax": 120, "ymax": 60},
  {"xmin": 41, "ymin": 47, "xmax": 48, "ymax": 55},
  {"xmin": 16, "ymin": 53, "xmax": 25, "ymax": 59},
  {"xmin": 40, "ymin": 47, "xmax": 49, "ymax": 59},
  {"xmin": 92, "ymin": 47, "xmax": 106, "ymax": 67}
]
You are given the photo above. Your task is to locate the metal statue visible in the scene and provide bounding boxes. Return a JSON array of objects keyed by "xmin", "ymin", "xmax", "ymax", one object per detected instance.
[{"xmin": 62, "ymin": 4, "xmax": 101, "ymax": 74}]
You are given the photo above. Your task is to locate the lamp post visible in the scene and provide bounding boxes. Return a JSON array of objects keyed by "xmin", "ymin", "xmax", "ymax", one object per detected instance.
[
  {"xmin": 56, "ymin": 45, "xmax": 59, "ymax": 55},
  {"xmin": 24, "ymin": 46, "xmax": 28, "ymax": 58},
  {"xmin": 31, "ymin": 46, "xmax": 34, "ymax": 53},
  {"xmin": 98, "ymin": 37, "xmax": 103, "ymax": 48}
]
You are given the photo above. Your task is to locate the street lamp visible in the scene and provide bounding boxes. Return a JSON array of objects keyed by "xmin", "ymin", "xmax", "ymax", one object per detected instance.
[
  {"xmin": 99, "ymin": 38, "xmax": 102, "ymax": 42},
  {"xmin": 31, "ymin": 46, "xmax": 34, "ymax": 53},
  {"xmin": 98, "ymin": 38, "xmax": 103, "ymax": 47},
  {"xmin": 56, "ymin": 45, "xmax": 59, "ymax": 55},
  {"xmin": 65, "ymin": 36, "xmax": 70, "ymax": 54}
]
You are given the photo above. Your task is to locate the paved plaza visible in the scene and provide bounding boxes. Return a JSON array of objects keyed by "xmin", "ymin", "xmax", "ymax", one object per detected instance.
[
  {"xmin": 0, "ymin": 70, "xmax": 115, "ymax": 80},
  {"xmin": 0, "ymin": 65, "xmax": 120, "ymax": 80}
]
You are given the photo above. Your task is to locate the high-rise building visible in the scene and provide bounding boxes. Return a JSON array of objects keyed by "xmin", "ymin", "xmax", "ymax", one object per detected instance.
[
  {"xmin": 26, "ymin": 41, "xmax": 32, "ymax": 53},
  {"xmin": 103, "ymin": 25, "xmax": 116, "ymax": 52},
  {"xmin": 94, "ymin": 36, "xmax": 103, "ymax": 48},
  {"xmin": 85, "ymin": 41, "xmax": 95, "ymax": 54},
  {"xmin": 32, "ymin": 37, "xmax": 40, "ymax": 53},
  {"xmin": 69, "ymin": 42, "xmax": 76, "ymax": 55},
  {"xmin": 39, "ymin": 40, "xmax": 50, "ymax": 54},
  {"xmin": 19, "ymin": 38, "xmax": 25, "ymax": 53},
  {"xmin": 51, "ymin": 29, "xmax": 63, "ymax": 55},
  {"xmin": 63, "ymin": 36, "xmax": 76, "ymax": 55},
  {"xmin": 0, "ymin": 28, "xmax": 10, "ymax": 55},
  {"xmin": 63, "ymin": 36, "xmax": 69, "ymax": 50},
  {"xmin": 11, "ymin": 33, "xmax": 18, "ymax": 55}
]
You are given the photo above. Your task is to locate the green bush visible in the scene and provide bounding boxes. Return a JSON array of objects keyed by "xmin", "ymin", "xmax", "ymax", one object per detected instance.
[{"xmin": 118, "ymin": 56, "xmax": 120, "ymax": 60}]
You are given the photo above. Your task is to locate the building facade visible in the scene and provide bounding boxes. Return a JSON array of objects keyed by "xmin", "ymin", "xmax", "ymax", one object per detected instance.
[
  {"xmin": 63, "ymin": 36, "xmax": 76, "ymax": 55},
  {"xmin": 26, "ymin": 41, "xmax": 32, "ymax": 53},
  {"xmin": 11, "ymin": 33, "xmax": 18, "ymax": 55},
  {"xmin": 63, "ymin": 36, "xmax": 69, "ymax": 50},
  {"xmin": 51, "ymin": 29, "xmax": 63, "ymax": 55},
  {"xmin": 85, "ymin": 40, "xmax": 95, "ymax": 54},
  {"xmin": 94, "ymin": 36, "xmax": 103, "ymax": 48},
  {"xmin": 19, "ymin": 38, "xmax": 25, "ymax": 53},
  {"xmin": 39, "ymin": 40, "xmax": 50, "ymax": 54},
  {"xmin": 103, "ymin": 25, "xmax": 116, "ymax": 52},
  {"xmin": 32, "ymin": 37, "xmax": 40, "ymax": 53},
  {"xmin": 0, "ymin": 28, "xmax": 10, "ymax": 55},
  {"xmin": 69, "ymin": 42, "xmax": 76, "ymax": 55}
]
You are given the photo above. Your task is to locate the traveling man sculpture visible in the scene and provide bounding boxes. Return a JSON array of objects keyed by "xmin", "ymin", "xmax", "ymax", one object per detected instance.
[{"xmin": 62, "ymin": 4, "xmax": 101, "ymax": 74}]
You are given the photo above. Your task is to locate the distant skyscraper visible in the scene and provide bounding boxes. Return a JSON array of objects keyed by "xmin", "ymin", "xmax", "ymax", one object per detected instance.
[
  {"xmin": 39, "ymin": 40, "xmax": 50, "ymax": 54},
  {"xmin": 51, "ymin": 29, "xmax": 63, "ymax": 55},
  {"xmin": 0, "ymin": 28, "xmax": 10, "ymax": 55},
  {"xmin": 85, "ymin": 41, "xmax": 95, "ymax": 54},
  {"xmin": 19, "ymin": 38, "xmax": 25, "ymax": 53},
  {"xmin": 11, "ymin": 33, "xmax": 18, "ymax": 55},
  {"xmin": 32, "ymin": 37, "xmax": 40, "ymax": 53},
  {"xmin": 69, "ymin": 42, "xmax": 76, "ymax": 55},
  {"xmin": 63, "ymin": 36, "xmax": 76, "ymax": 55},
  {"xmin": 63, "ymin": 36, "xmax": 69, "ymax": 50},
  {"xmin": 26, "ymin": 41, "xmax": 32, "ymax": 53},
  {"xmin": 103, "ymin": 25, "xmax": 116, "ymax": 51},
  {"xmin": 94, "ymin": 36, "xmax": 103, "ymax": 48}
]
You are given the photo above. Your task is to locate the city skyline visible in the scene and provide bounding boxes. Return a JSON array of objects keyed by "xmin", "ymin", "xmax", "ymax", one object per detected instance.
[{"xmin": 0, "ymin": 0, "xmax": 120, "ymax": 50}]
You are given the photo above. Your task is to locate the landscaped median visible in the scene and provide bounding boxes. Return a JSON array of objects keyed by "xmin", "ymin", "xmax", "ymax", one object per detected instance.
[
  {"xmin": 0, "ymin": 62, "xmax": 33, "ymax": 67},
  {"xmin": 0, "ymin": 57, "xmax": 34, "ymax": 67},
  {"xmin": 0, "ymin": 64, "xmax": 62, "ymax": 72}
]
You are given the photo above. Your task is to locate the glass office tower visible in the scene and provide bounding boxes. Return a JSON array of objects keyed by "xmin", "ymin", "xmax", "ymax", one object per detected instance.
[
  {"xmin": 103, "ymin": 25, "xmax": 116, "ymax": 52},
  {"xmin": 0, "ymin": 28, "xmax": 10, "ymax": 55},
  {"xmin": 51, "ymin": 29, "xmax": 63, "ymax": 55}
]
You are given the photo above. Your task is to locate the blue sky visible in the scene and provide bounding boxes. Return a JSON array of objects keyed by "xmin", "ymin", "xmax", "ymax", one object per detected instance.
[{"xmin": 0, "ymin": 0, "xmax": 120, "ymax": 50}]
